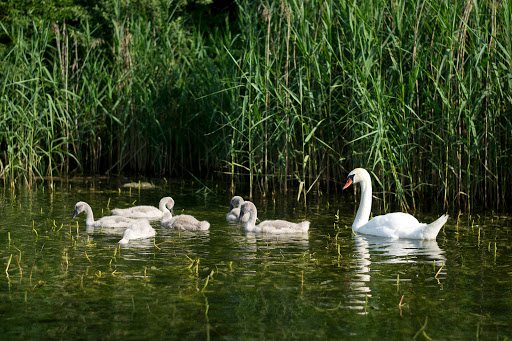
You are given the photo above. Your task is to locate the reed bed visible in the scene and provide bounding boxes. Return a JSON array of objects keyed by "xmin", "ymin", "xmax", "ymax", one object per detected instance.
[{"xmin": 1, "ymin": 0, "xmax": 511, "ymax": 211}]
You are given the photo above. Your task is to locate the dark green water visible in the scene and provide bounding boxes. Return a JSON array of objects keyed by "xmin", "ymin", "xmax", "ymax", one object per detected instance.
[{"xmin": 1, "ymin": 179, "xmax": 511, "ymax": 340}]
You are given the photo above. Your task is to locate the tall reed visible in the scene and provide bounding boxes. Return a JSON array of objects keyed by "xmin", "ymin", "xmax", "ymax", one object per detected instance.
[
  {"xmin": 1, "ymin": 0, "xmax": 511, "ymax": 211},
  {"xmin": 213, "ymin": 0, "xmax": 512, "ymax": 211},
  {"xmin": 0, "ymin": 8, "xmax": 211, "ymax": 184}
]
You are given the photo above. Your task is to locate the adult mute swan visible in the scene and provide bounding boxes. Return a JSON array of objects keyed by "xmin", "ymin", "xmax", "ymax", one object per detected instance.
[
  {"xmin": 72, "ymin": 201, "xmax": 139, "ymax": 228},
  {"xmin": 240, "ymin": 201, "xmax": 310, "ymax": 234},
  {"xmin": 226, "ymin": 196, "xmax": 249, "ymax": 222},
  {"xmin": 343, "ymin": 168, "xmax": 448, "ymax": 240},
  {"xmin": 111, "ymin": 197, "xmax": 174, "ymax": 220},
  {"xmin": 118, "ymin": 219, "xmax": 156, "ymax": 244},
  {"xmin": 161, "ymin": 203, "xmax": 210, "ymax": 231}
]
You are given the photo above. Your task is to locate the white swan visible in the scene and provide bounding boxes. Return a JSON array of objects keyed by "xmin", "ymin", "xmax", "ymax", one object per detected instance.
[
  {"xmin": 118, "ymin": 219, "xmax": 156, "ymax": 244},
  {"xmin": 226, "ymin": 196, "xmax": 249, "ymax": 222},
  {"xmin": 161, "ymin": 211, "xmax": 210, "ymax": 231},
  {"xmin": 111, "ymin": 197, "xmax": 174, "ymax": 220},
  {"xmin": 343, "ymin": 168, "xmax": 448, "ymax": 240},
  {"xmin": 240, "ymin": 201, "xmax": 310, "ymax": 234},
  {"xmin": 72, "ymin": 201, "xmax": 140, "ymax": 228}
]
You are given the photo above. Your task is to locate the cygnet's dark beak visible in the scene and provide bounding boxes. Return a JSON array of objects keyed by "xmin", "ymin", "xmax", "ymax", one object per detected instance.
[{"xmin": 72, "ymin": 208, "xmax": 78, "ymax": 219}]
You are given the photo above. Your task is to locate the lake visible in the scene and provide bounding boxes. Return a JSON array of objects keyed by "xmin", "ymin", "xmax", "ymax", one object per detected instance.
[{"xmin": 1, "ymin": 178, "xmax": 511, "ymax": 340}]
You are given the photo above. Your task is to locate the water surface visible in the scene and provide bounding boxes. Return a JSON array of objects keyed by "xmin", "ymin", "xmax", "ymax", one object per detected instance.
[{"xmin": 0, "ymin": 179, "xmax": 511, "ymax": 339}]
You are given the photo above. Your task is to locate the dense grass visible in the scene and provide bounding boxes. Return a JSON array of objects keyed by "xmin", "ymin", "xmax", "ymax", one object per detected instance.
[{"xmin": 1, "ymin": 0, "xmax": 511, "ymax": 211}]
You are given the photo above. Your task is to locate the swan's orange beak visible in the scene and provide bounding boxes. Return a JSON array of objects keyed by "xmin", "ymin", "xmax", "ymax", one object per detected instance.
[{"xmin": 343, "ymin": 178, "xmax": 353, "ymax": 190}]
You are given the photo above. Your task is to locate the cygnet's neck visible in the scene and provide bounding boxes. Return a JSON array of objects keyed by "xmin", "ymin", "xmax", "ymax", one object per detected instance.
[
  {"xmin": 244, "ymin": 208, "xmax": 258, "ymax": 231},
  {"xmin": 160, "ymin": 199, "xmax": 173, "ymax": 213},
  {"xmin": 353, "ymin": 176, "xmax": 372, "ymax": 229},
  {"xmin": 162, "ymin": 211, "xmax": 173, "ymax": 223},
  {"xmin": 84, "ymin": 204, "xmax": 95, "ymax": 225}
]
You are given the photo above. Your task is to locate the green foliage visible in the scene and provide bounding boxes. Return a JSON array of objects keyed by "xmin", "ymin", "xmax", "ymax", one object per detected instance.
[
  {"xmin": 214, "ymin": 0, "xmax": 512, "ymax": 211},
  {"xmin": 0, "ymin": 0, "xmax": 511, "ymax": 211}
]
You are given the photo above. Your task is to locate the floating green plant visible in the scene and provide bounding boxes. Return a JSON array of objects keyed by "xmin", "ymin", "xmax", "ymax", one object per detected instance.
[
  {"xmin": 5, "ymin": 254, "xmax": 12, "ymax": 279},
  {"xmin": 85, "ymin": 251, "xmax": 92, "ymax": 265},
  {"xmin": 413, "ymin": 316, "xmax": 432, "ymax": 340},
  {"xmin": 201, "ymin": 270, "xmax": 214, "ymax": 292},
  {"xmin": 435, "ymin": 262, "xmax": 445, "ymax": 279}
]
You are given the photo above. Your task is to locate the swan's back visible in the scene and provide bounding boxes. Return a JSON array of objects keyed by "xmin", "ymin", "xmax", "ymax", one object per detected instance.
[
  {"xmin": 112, "ymin": 205, "xmax": 163, "ymax": 219},
  {"xmin": 112, "ymin": 197, "xmax": 174, "ymax": 220},
  {"xmin": 94, "ymin": 215, "xmax": 139, "ymax": 228},
  {"xmin": 119, "ymin": 219, "xmax": 155, "ymax": 244},
  {"xmin": 164, "ymin": 214, "xmax": 210, "ymax": 231},
  {"xmin": 355, "ymin": 212, "xmax": 448, "ymax": 240},
  {"xmin": 254, "ymin": 219, "xmax": 310, "ymax": 234}
]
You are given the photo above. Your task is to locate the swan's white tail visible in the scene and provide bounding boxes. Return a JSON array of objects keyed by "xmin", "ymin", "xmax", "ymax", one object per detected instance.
[{"xmin": 424, "ymin": 214, "xmax": 448, "ymax": 240}]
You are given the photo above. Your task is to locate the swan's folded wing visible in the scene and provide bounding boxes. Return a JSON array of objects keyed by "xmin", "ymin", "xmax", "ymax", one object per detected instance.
[
  {"xmin": 112, "ymin": 205, "xmax": 162, "ymax": 219},
  {"xmin": 258, "ymin": 220, "xmax": 309, "ymax": 234},
  {"xmin": 358, "ymin": 213, "xmax": 420, "ymax": 239}
]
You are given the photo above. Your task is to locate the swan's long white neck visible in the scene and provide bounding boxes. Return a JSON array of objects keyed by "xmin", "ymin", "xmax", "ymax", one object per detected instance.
[{"xmin": 353, "ymin": 172, "xmax": 372, "ymax": 229}]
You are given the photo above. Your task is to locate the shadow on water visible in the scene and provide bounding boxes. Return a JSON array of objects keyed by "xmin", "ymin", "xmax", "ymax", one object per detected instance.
[{"xmin": 0, "ymin": 178, "xmax": 511, "ymax": 339}]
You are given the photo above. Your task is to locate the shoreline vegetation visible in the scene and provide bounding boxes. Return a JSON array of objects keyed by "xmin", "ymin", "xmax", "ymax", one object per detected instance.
[{"xmin": 1, "ymin": 0, "xmax": 511, "ymax": 211}]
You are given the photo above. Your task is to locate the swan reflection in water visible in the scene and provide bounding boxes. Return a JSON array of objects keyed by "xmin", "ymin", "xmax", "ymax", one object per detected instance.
[
  {"xmin": 356, "ymin": 234, "xmax": 446, "ymax": 264},
  {"xmin": 240, "ymin": 232, "xmax": 309, "ymax": 259},
  {"xmin": 348, "ymin": 234, "xmax": 446, "ymax": 313}
]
